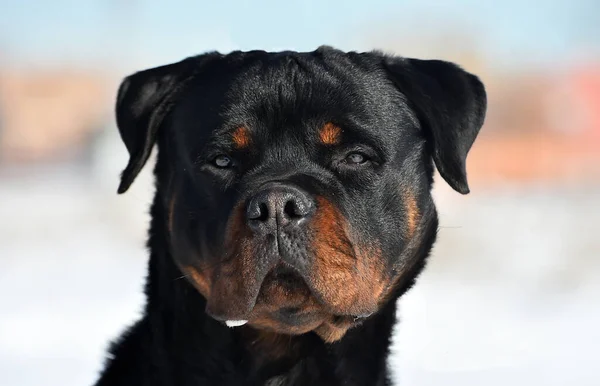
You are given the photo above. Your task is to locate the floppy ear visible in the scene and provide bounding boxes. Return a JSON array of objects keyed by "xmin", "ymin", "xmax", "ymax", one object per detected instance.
[
  {"xmin": 115, "ymin": 58, "xmax": 201, "ymax": 194},
  {"xmin": 383, "ymin": 57, "xmax": 487, "ymax": 194}
]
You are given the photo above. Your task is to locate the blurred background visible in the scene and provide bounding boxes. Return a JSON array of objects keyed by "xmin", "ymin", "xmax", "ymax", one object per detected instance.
[{"xmin": 1, "ymin": 1, "xmax": 599, "ymax": 385}]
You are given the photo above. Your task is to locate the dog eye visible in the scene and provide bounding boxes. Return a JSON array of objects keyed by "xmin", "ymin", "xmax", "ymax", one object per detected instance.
[
  {"xmin": 212, "ymin": 155, "xmax": 232, "ymax": 168},
  {"xmin": 345, "ymin": 152, "xmax": 369, "ymax": 165}
]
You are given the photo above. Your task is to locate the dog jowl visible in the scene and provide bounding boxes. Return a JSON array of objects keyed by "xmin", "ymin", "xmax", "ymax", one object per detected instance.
[{"xmin": 99, "ymin": 46, "xmax": 486, "ymax": 385}]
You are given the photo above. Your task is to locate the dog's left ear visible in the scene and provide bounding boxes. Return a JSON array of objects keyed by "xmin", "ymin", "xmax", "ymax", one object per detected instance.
[
  {"xmin": 383, "ymin": 57, "xmax": 487, "ymax": 194},
  {"xmin": 115, "ymin": 57, "xmax": 202, "ymax": 194}
]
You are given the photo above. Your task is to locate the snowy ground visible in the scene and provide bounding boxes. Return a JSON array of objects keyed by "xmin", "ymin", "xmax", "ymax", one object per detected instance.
[{"xmin": 1, "ymin": 143, "xmax": 599, "ymax": 385}]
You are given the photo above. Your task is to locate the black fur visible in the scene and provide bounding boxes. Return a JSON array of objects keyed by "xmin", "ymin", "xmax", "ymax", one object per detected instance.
[{"xmin": 94, "ymin": 46, "xmax": 486, "ymax": 385}]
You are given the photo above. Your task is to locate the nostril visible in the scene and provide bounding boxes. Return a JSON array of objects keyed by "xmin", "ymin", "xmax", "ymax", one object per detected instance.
[
  {"xmin": 247, "ymin": 200, "xmax": 270, "ymax": 222},
  {"xmin": 257, "ymin": 203, "xmax": 269, "ymax": 222},
  {"xmin": 283, "ymin": 200, "xmax": 300, "ymax": 219},
  {"xmin": 284, "ymin": 198, "xmax": 311, "ymax": 219}
]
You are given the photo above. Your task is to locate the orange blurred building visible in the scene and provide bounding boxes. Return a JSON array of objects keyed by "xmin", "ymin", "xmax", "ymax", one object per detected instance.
[
  {"xmin": 468, "ymin": 65, "xmax": 600, "ymax": 187},
  {"xmin": 0, "ymin": 69, "xmax": 113, "ymax": 163},
  {"xmin": 0, "ymin": 64, "xmax": 598, "ymax": 187}
]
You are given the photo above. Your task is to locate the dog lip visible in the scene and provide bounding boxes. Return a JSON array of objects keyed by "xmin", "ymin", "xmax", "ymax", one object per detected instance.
[
  {"xmin": 205, "ymin": 298, "xmax": 257, "ymax": 323},
  {"xmin": 225, "ymin": 320, "xmax": 248, "ymax": 327}
]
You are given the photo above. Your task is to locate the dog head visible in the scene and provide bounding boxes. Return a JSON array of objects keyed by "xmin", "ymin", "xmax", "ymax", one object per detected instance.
[{"xmin": 115, "ymin": 47, "xmax": 486, "ymax": 342}]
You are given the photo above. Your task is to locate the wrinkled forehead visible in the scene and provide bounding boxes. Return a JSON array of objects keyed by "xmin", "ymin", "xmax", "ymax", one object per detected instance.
[{"xmin": 172, "ymin": 52, "xmax": 415, "ymax": 153}]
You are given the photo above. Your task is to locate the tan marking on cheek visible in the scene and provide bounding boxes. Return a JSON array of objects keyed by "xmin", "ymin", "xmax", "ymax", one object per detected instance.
[
  {"xmin": 359, "ymin": 244, "xmax": 388, "ymax": 298},
  {"xmin": 404, "ymin": 188, "xmax": 419, "ymax": 238},
  {"xmin": 205, "ymin": 203, "xmax": 263, "ymax": 318},
  {"xmin": 311, "ymin": 197, "xmax": 355, "ymax": 308},
  {"xmin": 182, "ymin": 266, "xmax": 211, "ymax": 298},
  {"xmin": 319, "ymin": 122, "xmax": 342, "ymax": 145},
  {"xmin": 232, "ymin": 126, "xmax": 251, "ymax": 149},
  {"xmin": 376, "ymin": 202, "xmax": 435, "ymax": 309},
  {"xmin": 309, "ymin": 197, "xmax": 388, "ymax": 316},
  {"xmin": 181, "ymin": 204, "xmax": 253, "ymax": 310}
]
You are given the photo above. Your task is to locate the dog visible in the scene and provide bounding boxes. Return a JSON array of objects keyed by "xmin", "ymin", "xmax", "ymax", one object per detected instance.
[{"xmin": 94, "ymin": 46, "xmax": 486, "ymax": 386}]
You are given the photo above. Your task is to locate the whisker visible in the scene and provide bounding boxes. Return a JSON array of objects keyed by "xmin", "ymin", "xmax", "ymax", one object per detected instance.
[{"xmin": 173, "ymin": 274, "xmax": 189, "ymax": 281}]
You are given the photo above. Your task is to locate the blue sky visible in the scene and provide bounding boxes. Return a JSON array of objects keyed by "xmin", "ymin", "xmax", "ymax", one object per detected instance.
[{"xmin": 1, "ymin": 0, "xmax": 598, "ymax": 70}]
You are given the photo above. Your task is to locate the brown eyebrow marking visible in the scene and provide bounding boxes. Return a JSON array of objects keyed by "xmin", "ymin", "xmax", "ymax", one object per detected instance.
[
  {"xmin": 232, "ymin": 126, "xmax": 251, "ymax": 149},
  {"xmin": 319, "ymin": 122, "xmax": 342, "ymax": 145}
]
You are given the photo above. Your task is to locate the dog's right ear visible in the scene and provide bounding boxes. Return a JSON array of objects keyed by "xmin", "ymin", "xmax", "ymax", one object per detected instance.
[{"xmin": 115, "ymin": 58, "xmax": 201, "ymax": 194}]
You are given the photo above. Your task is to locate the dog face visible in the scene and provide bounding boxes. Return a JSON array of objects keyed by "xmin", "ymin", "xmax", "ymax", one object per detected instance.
[{"xmin": 115, "ymin": 47, "xmax": 486, "ymax": 342}]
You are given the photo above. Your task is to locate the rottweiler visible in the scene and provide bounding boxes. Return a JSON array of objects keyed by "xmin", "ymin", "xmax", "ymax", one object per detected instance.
[{"xmin": 94, "ymin": 46, "xmax": 486, "ymax": 386}]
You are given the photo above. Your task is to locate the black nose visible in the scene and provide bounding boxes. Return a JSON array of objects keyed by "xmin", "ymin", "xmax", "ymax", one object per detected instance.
[{"xmin": 246, "ymin": 184, "xmax": 314, "ymax": 232}]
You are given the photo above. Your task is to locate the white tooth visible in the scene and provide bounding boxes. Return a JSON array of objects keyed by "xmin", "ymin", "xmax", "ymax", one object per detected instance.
[{"xmin": 225, "ymin": 320, "xmax": 248, "ymax": 327}]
